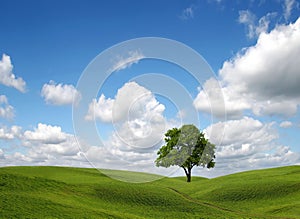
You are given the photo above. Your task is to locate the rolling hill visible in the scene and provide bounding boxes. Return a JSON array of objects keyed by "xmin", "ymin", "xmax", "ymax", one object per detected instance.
[{"xmin": 0, "ymin": 165, "xmax": 299, "ymax": 218}]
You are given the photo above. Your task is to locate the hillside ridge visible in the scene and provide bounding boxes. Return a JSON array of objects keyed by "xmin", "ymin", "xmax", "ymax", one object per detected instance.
[{"xmin": 0, "ymin": 165, "xmax": 299, "ymax": 218}]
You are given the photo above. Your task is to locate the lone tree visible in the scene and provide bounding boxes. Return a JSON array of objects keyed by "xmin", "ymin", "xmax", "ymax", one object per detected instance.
[{"xmin": 155, "ymin": 124, "xmax": 215, "ymax": 182}]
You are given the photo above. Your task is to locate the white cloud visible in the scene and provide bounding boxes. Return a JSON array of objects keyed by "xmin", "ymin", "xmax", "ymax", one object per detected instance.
[
  {"xmin": 238, "ymin": 10, "xmax": 277, "ymax": 39},
  {"xmin": 0, "ymin": 125, "xmax": 22, "ymax": 140},
  {"xmin": 85, "ymin": 94, "xmax": 115, "ymax": 122},
  {"xmin": 109, "ymin": 50, "xmax": 144, "ymax": 72},
  {"xmin": 247, "ymin": 145, "xmax": 300, "ymax": 168},
  {"xmin": 0, "ymin": 95, "xmax": 15, "ymax": 120},
  {"xmin": 222, "ymin": 17, "xmax": 300, "ymax": 116},
  {"xmin": 196, "ymin": 17, "xmax": 300, "ymax": 119},
  {"xmin": 25, "ymin": 135, "xmax": 81, "ymax": 160},
  {"xmin": 176, "ymin": 109, "xmax": 186, "ymax": 119},
  {"xmin": 41, "ymin": 81, "xmax": 81, "ymax": 105},
  {"xmin": 238, "ymin": 10, "xmax": 254, "ymax": 38},
  {"xmin": 89, "ymin": 81, "xmax": 167, "ymax": 150},
  {"xmin": 205, "ymin": 117, "xmax": 277, "ymax": 156},
  {"xmin": 83, "ymin": 144, "xmax": 178, "ymax": 177},
  {"xmin": 0, "ymin": 149, "xmax": 4, "ymax": 159},
  {"xmin": 84, "ymin": 81, "xmax": 177, "ymax": 176},
  {"xmin": 180, "ymin": 5, "xmax": 196, "ymax": 20},
  {"xmin": 283, "ymin": 0, "xmax": 299, "ymax": 21},
  {"xmin": 279, "ymin": 121, "xmax": 293, "ymax": 128},
  {"xmin": 193, "ymin": 78, "xmax": 250, "ymax": 119},
  {"xmin": 0, "ymin": 123, "xmax": 88, "ymax": 166},
  {"xmin": 86, "ymin": 81, "xmax": 165, "ymax": 123},
  {"xmin": 252, "ymin": 99, "xmax": 299, "ymax": 117},
  {"xmin": 0, "ymin": 54, "xmax": 26, "ymax": 92},
  {"xmin": 201, "ymin": 117, "xmax": 300, "ymax": 177},
  {"xmin": 0, "ymin": 122, "xmax": 81, "ymax": 167},
  {"xmin": 0, "ymin": 119, "xmax": 175, "ymax": 177},
  {"xmin": 23, "ymin": 123, "xmax": 67, "ymax": 144},
  {"xmin": 0, "ymin": 82, "xmax": 176, "ymax": 177},
  {"xmin": 0, "ymin": 118, "xmax": 298, "ymax": 179}
]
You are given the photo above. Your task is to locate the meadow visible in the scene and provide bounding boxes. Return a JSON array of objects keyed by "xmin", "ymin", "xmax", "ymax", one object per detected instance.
[{"xmin": 0, "ymin": 165, "xmax": 299, "ymax": 218}]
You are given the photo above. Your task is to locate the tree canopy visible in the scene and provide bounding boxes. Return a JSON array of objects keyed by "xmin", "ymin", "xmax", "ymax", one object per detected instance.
[{"xmin": 155, "ymin": 124, "xmax": 215, "ymax": 182}]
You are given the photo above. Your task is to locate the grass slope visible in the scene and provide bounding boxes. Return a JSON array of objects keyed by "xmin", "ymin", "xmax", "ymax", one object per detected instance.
[{"xmin": 0, "ymin": 166, "xmax": 299, "ymax": 218}]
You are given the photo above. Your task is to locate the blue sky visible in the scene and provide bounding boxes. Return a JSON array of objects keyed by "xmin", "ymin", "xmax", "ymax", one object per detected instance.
[{"xmin": 1, "ymin": 0, "xmax": 300, "ymax": 180}]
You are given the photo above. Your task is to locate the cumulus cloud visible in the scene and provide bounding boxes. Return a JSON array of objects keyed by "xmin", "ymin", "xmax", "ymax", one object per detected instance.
[
  {"xmin": 222, "ymin": 18, "xmax": 300, "ymax": 97},
  {"xmin": 86, "ymin": 81, "xmax": 165, "ymax": 123},
  {"xmin": 238, "ymin": 10, "xmax": 277, "ymax": 39},
  {"xmin": 0, "ymin": 117, "xmax": 298, "ymax": 178},
  {"xmin": 84, "ymin": 81, "xmax": 176, "ymax": 175},
  {"xmin": 0, "ymin": 120, "xmax": 175, "ymax": 177},
  {"xmin": 109, "ymin": 50, "xmax": 144, "ymax": 72},
  {"xmin": 222, "ymin": 17, "xmax": 300, "ymax": 116},
  {"xmin": 279, "ymin": 121, "xmax": 293, "ymax": 128},
  {"xmin": 86, "ymin": 81, "xmax": 167, "ymax": 149},
  {"xmin": 201, "ymin": 117, "xmax": 300, "ymax": 177},
  {"xmin": 24, "ymin": 134, "xmax": 81, "ymax": 160},
  {"xmin": 85, "ymin": 94, "xmax": 115, "ymax": 122},
  {"xmin": 196, "ymin": 17, "xmax": 300, "ymax": 118},
  {"xmin": 23, "ymin": 123, "xmax": 67, "ymax": 144},
  {"xmin": 193, "ymin": 78, "xmax": 249, "ymax": 119},
  {"xmin": 0, "ymin": 78, "xmax": 175, "ymax": 176},
  {"xmin": 0, "ymin": 95, "xmax": 15, "ymax": 120},
  {"xmin": 84, "ymin": 117, "xmax": 180, "ymax": 177},
  {"xmin": 0, "ymin": 125, "xmax": 22, "ymax": 140},
  {"xmin": 205, "ymin": 117, "xmax": 277, "ymax": 157},
  {"xmin": 0, "ymin": 54, "xmax": 26, "ymax": 92},
  {"xmin": 0, "ymin": 123, "xmax": 88, "ymax": 166},
  {"xmin": 41, "ymin": 81, "xmax": 81, "ymax": 105},
  {"xmin": 248, "ymin": 145, "xmax": 300, "ymax": 166}
]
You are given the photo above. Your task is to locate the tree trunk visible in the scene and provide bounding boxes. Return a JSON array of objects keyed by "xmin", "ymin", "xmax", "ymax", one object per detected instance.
[
  {"xmin": 187, "ymin": 167, "xmax": 192, "ymax": 182},
  {"xmin": 186, "ymin": 171, "xmax": 191, "ymax": 182},
  {"xmin": 182, "ymin": 167, "xmax": 192, "ymax": 182}
]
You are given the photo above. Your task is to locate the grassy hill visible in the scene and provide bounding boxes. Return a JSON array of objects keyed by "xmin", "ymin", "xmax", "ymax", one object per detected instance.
[{"xmin": 0, "ymin": 166, "xmax": 299, "ymax": 218}]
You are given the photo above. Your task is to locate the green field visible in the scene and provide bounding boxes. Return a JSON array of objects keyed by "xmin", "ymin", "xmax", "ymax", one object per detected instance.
[{"xmin": 0, "ymin": 165, "xmax": 299, "ymax": 218}]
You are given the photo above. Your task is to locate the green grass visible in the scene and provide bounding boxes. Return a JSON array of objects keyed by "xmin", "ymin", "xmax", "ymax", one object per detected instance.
[{"xmin": 0, "ymin": 166, "xmax": 299, "ymax": 218}]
